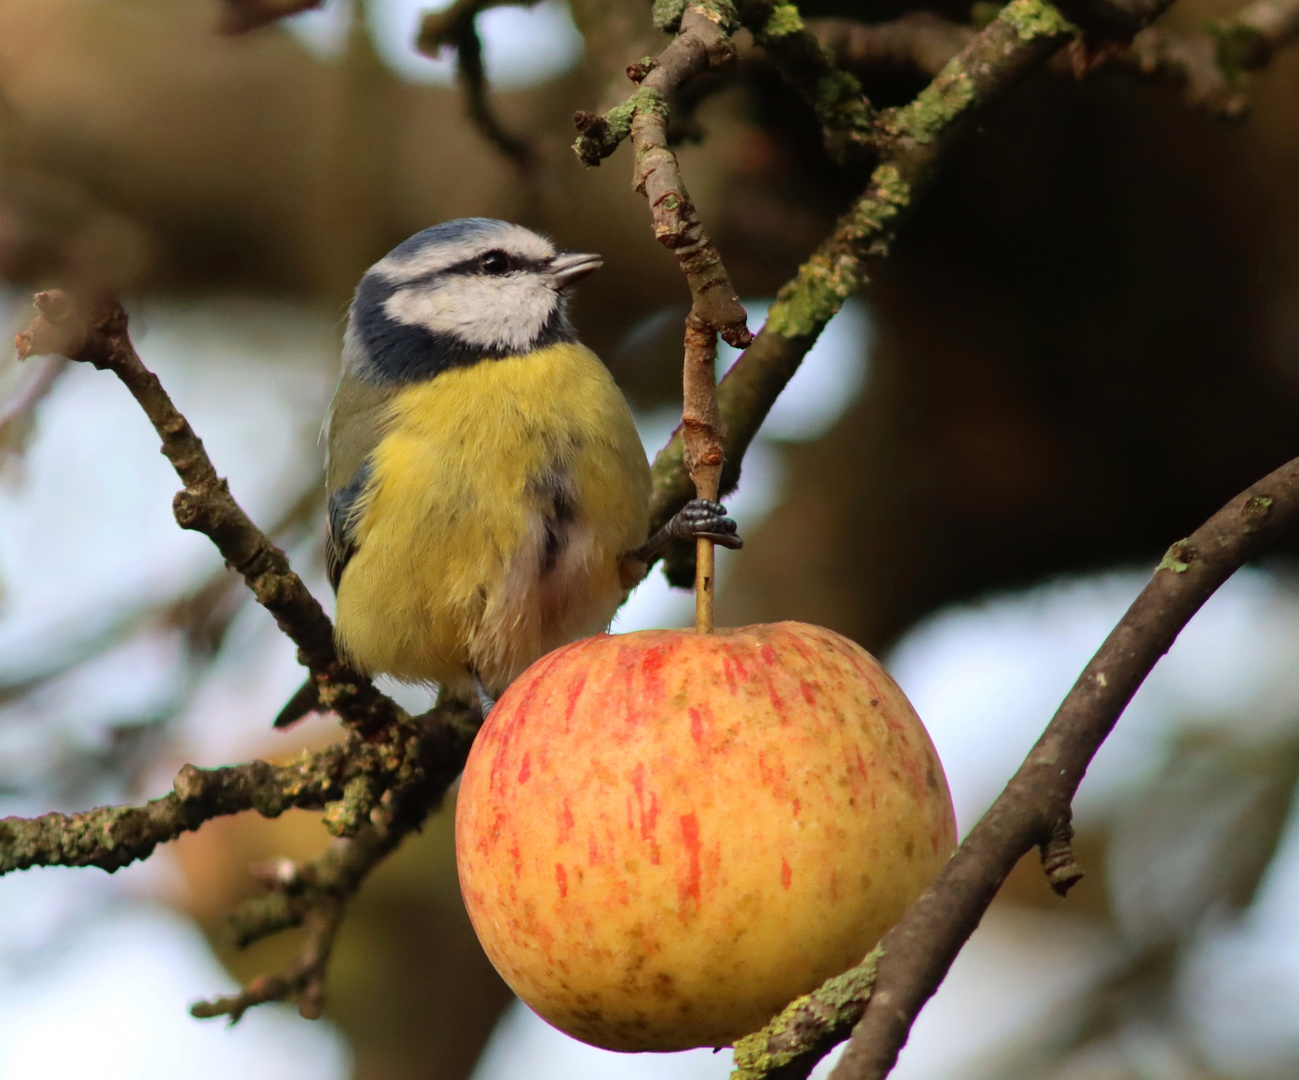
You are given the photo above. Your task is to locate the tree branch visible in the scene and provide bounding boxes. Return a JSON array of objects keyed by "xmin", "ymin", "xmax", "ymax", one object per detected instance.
[
  {"xmin": 5, "ymin": 292, "xmax": 485, "ymax": 1017},
  {"xmin": 0, "ymin": 700, "xmax": 480, "ymax": 876},
  {"xmin": 0, "ymin": 757, "xmax": 342, "ymax": 875},
  {"xmin": 805, "ymin": 0, "xmax": 1299, "ymax": 122},
  {"xmin": 573, "ymin": 0, "xmax": 755, "ymax": 593},
  {"xmin": 805, "ymin": 463, "xmax": 1299, "ymax": 1079},
  {"xmin": 732, "ymin": 949, "xmax": 881, "ymax": 1080},
  {"xmin": 14, "ymin": 292, "xmax": 400, "ymax": 735},
  {"xmin": 193, "ymin": 901, "xmax": 342, "ymax": 1022}
]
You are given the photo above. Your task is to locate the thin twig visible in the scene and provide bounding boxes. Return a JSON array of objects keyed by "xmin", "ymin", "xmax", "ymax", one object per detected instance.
[
  {"xmin": 416, "ymin": 0, "xmax": 535, "ymax": 166},
  {"xmin": 0, "ymin": 354, "xmax": 68, "ymax": 455},
  {"xmin": 807, "ymin": 14, "xmax": 976, "ymax": 82},
  {"xmin": 574, "ymin": 0, "xmax": 754, "ymax": 595},
  {"xmin": 193, "ymin": 902, "xmax": 342, "ymax": 1022},
  {"xmin": 15, "ymin": 292, "xmax": 399, "ymax": 735}
]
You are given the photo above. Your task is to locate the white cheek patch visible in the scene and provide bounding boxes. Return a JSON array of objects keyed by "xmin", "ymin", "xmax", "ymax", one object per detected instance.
[
  {"xmin": 371, "ymin": 224, "xmax": 556, "ymax": 282},
  {"xmin": 384, "ymin": 275, "xmax": 559, "ymax": 353}
]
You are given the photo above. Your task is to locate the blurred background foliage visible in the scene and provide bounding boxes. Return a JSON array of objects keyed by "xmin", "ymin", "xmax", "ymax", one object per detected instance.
[{"xmin": 1, "ymin": 1, "xmax": 1299, "ymax": 1078}]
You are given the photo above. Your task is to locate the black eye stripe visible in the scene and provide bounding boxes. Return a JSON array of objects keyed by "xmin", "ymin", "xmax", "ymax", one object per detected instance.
[
  {"xmin": 448, "ymin": 252, "xmax": 549, "ymax": 277},
  {"xmin": 385, "ymin": 252, "xmax": 553, "ymax": 289}
]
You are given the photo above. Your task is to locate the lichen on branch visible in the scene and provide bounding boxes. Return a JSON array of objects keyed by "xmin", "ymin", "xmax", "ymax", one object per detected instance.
[{"xmin": 731, "ymin": 948, "xmax": 881, "ymax": 1080}]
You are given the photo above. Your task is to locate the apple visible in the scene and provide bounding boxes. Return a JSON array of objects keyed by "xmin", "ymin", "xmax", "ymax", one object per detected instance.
[{"xmin": 455, "ymin": 621, "xmax": 956, "ymax": 1051}]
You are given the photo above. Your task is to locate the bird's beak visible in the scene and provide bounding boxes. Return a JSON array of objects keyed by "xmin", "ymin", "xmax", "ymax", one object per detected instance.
[{"xmin": 550, "ymin": 251, "xmax": 603, "ymax": 288}]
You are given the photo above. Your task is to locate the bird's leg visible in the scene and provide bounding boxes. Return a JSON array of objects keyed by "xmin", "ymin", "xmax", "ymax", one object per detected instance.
[
  {"xmin": 629, "ymin": 499, "xmax": 742, "ymax": 569},
  {"xmin": 472, "ymin": 673, "xmax": 496, "ymax": 719}
]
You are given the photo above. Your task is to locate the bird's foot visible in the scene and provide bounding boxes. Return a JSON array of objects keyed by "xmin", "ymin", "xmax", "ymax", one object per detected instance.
[
  {"xmin": 668, "ymin": 498, "xmax": 743, "ymax": 549},
  {"xmin": 629, "ymin": 499, "xmax": 743, "ymax": 568}
]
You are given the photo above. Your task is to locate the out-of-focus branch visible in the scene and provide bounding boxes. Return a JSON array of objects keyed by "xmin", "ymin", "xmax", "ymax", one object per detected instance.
[
  {"xmin": 1051, "ymin": 0, "xmax": 1175, "ymax": 38},
  {"xmin": 416, "ymin": 0, "xmax": 535, "ymax": 166},
  {"xmin": 820, "ymin": 463, "xmax": 1299, "ymax": 1080},
  {"xmin": 1223, "ymin": 0, "xmax": 1299, "ymax": 65},
  {"xmin": 735, "ymin": 0, "xmax": 876, "ymax": 163},
  {"xmin": 805, "ymin": 0, "xmax": 1299, "ymax": 122},
  {"xmin": 649, "ymin": 0, "xmax": 1078, "ymax": 539},
  {"xmin": 194, "ymin": 902, "xmax": 342, "ymax": 1022},
  {"xmin": 808, "ymin": 14, "xmax": 976, "ymax": 81},
  {"xmin": 217, "ymin": 0, "xmax": 322, "ymax": 35},
  {"xmin": 15, "ymin": 292, "xmax": 399, "ymax": 735},
  {"xmin": 0, "ymin": 353, "xmax": 68, "ymax": 457},
  {"xmin": 1124, "ymin": 0, "xmax": 1299, "ymax": 118},
  {"xmin": 1123, "ymin": 26, "xmax": 1250, "ymax": 117}
]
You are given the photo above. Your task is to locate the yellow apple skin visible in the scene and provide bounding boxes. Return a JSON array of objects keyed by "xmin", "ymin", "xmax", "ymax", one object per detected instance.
[{"xmin": 455, "ymin": 621, "xmax": 956, "ymax": 1052}]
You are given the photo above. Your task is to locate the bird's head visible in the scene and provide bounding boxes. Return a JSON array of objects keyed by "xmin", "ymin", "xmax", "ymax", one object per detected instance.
[{"xmin": 344, "ymin": 218, "xmax": 602, "ymax": 384}]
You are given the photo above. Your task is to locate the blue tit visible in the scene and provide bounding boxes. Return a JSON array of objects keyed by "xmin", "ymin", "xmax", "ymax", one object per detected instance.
[{"xmin": 276, "ymin": 218, "xmax": 741, "ymax": 725}]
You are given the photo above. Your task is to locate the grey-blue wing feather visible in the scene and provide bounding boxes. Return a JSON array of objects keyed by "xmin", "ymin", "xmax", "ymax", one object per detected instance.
[{"xmin": 326, "ymin": 461, "xmax": 371, "ymax": 592}]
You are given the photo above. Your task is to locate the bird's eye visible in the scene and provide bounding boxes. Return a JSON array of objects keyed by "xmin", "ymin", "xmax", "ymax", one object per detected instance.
[{"xmin": 480, "ymin": 250, "xmax": 511, "ymax": 275}]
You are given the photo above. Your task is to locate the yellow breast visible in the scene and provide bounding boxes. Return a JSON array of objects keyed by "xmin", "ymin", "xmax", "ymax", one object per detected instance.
[{"xmin": 333, "ymin": 342, "xmax": 651, "ymax": 697}]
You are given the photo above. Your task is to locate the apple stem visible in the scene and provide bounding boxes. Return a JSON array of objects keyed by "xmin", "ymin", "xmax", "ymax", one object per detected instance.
[{"xmin": 681, "ymin": 313, "xmax": 725, "ymax": 634}]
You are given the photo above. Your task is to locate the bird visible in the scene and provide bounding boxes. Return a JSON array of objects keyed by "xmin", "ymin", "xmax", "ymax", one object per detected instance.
[{"xmin": 276, "ymin": 218, "xmax": 741, "ymax": 726}]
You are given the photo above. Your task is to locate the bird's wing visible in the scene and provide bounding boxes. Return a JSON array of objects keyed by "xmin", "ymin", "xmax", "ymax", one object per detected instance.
[
  {"xmin": 326, "ymin": 461, "xmax": 372, "ymax": 591},
  {"xmin": 324, "ymin": 373, "xmax": 398, "ymax": 592}
]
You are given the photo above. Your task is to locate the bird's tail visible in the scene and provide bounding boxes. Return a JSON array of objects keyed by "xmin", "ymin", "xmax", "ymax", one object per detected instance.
[{"xmin": 274, "ymin": 677, "xmax": 323, "ymax": 729}]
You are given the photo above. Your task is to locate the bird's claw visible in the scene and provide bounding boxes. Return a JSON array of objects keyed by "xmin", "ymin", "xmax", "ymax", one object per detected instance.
[{"xmin": 672, "ymin": 499, "xmax": 743, "ymax": 550}]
